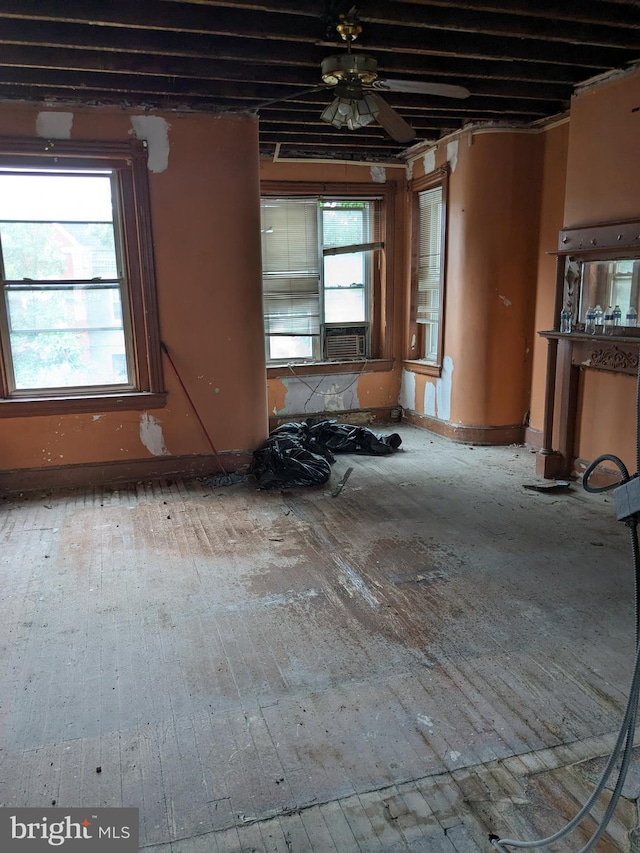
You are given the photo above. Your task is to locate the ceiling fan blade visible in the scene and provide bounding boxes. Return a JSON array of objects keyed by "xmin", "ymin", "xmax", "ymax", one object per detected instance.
[
  {"xmin": 253, "ymin": 84, "xmax": 330, "ymax": 110},
  {"xmin": 370, "ymin": 93, "xmax": 416, "ymax": 144},
  {"xmin": 373, "ymin": 79, "xmax": 471, "ymax": 99}
]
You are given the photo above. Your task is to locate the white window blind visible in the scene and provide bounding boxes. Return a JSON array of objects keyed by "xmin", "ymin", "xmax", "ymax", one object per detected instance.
[
  {"xmin": 260, "ymin": 197, "xmax": 320, "ymax": 340},
  {"xmin": 417, "ymin": 186, "xmax": 443, "ymax": 361}
]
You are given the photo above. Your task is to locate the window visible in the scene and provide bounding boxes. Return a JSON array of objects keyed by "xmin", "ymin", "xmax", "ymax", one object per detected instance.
[
  {"xmin": 0, "ymin": 138, "xmax": 164, "ymax": 416},
  {"xmin": 409, "ymin": 168, "xmax": 448, "ymax": 369},
  {"xmin": 260, "ymin": 193, "xmax": 382, "ymax": 363}
]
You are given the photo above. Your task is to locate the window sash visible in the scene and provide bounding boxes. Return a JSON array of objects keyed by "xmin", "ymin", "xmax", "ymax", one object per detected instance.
[
  {"xmin": 260, "ymin": 195, "xmax": 378, "ymax": 363},
  {"xmin": 0, "ymin": 138, "xmax": 164, "ymax": 411},
  {"xmin": 0, "ymin": 169, "xmax": 135, "ymax": 396},
  {"xmin": 417, "ymin": 186, "xmax": 443, "ymax": 325}
]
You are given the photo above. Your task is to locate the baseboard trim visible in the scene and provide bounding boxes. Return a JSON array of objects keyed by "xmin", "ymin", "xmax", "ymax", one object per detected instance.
[
  {"xmin": 402, "ymin": 411, "xmax": 525, "ymax": 446},
  {"xmin": 0, "ymin": 451, "xmax": 252, "ymax": 496},
  {"xmin": 268, "ymin": 407, "xmax": 401, "ymax": 432},
  {"xmin": 525, "ymin": 426, "xmax": 543, "ymax": 450}
]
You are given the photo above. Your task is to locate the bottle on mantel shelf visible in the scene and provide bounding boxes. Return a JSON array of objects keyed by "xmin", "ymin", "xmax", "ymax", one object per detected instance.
[
  {"xmin": 613, "ymin": 305, "xmax": 622, "ymax": 327},
  {"xmin": 585, "ymin": 306, "xmax": 596, "ymax": 334},
  {"xmin": 627, "ymin": 305, "xmax": 638, "ymax": 327},
  {"xmin": 604, "ymin": 305, "xmax": 615, "ymax": 334},
  {"xmin": 594, "ymin": 305, "xmax": 604, "ymax": 332},
  {"xmin": 560, "ymin": 308, "xmax": 572, "ymax": 334}
]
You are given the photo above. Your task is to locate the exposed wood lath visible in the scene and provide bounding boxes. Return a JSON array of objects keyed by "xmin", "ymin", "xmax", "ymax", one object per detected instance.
[{"xmin": 0, "ymin": 0, "xmax": 639, "ymax": 161}]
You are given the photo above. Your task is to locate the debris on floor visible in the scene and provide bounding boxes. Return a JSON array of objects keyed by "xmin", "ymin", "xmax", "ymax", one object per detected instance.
[
  {"xmin": 522, "ymin": 480, "xmax": 573, "ymax": 493},
  {"xmin": 204, "ymin": 472, "xmax": 247, "ymax": 488}
]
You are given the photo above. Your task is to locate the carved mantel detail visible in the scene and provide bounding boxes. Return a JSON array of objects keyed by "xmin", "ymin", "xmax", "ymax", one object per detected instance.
[{"xmin": 585, "ymin": 344, "xmax": 639, "ymax": 372}]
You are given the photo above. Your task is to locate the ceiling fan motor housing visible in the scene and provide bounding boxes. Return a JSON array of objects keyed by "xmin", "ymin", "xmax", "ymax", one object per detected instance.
[{"xmin": 321, "ymin": 54, "xmax": 378, "ymax": 86}]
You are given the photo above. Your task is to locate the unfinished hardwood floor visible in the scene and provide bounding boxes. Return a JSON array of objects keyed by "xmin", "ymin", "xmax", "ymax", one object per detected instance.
[{"xmin": 0, "ymin": 424, "xmax": 638, "ymax": 851}]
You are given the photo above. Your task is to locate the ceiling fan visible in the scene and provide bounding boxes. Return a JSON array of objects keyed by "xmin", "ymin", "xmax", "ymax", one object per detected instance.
[{"xmin": 256, "ymin": 7, "xmax": 471, "ymax": 145}]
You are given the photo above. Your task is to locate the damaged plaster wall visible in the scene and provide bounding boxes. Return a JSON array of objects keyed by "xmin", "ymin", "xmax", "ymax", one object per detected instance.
[
  {"xmin": 402, "ymin": 356, "xmax": 454, "ymax": 422},
  {"xmin": 399, "ymin": 369, "xmax": 416, "ymax": 412},
  {"xmin": 277, "ymin": 374, "xmax": 361, "ymax": 416},
  {"xmin": 139, "ymin": 413, "xmax": 169, "ymax": 456},
  {"xmin": 36, "ymin": 111, "xmax": 74, "ymax": 139},
  {"xmin": 129, "ymin": 115, "xmax": 172, "ymax": 172}
]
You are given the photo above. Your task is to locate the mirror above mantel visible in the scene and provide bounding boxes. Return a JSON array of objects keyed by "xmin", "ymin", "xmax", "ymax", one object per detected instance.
[
  {"xmin": 537, "ymin": 219, "xmax": 640, "ymax": 479},
  {"xmin": 555, "ymin": 219, "xmax": 640, "ymax": 336}
]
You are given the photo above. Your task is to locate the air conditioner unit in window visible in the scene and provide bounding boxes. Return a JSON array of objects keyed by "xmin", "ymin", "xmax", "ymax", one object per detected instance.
[{"xmin": 323, "ymin": 323, "xmax": 370, "ymax": 361}]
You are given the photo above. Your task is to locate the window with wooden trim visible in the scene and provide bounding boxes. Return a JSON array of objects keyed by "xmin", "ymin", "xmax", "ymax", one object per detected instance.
[
  {"xmin": 260, "ymin": 193, "xmax": 383, "ymax": 364},
  {"xmin": 0, "ymin": 138, "xmax": 165, "ymax": 416},
  {"xmin": 409, "ymin": 169, "xmax": 448, "ymax": 369}
]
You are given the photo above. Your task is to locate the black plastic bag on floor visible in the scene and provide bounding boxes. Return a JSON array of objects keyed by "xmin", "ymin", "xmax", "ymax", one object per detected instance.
[
  {"xmin": 305, "ymin": 420, "xmax": 401, "ymax": 455},
  {"xmin": 249, "ymin": 419, "xmax": 401, "ymax": 490},
  {"xmin": 248, "ymin": 434, "xmax": 332, "ymax": 490}
]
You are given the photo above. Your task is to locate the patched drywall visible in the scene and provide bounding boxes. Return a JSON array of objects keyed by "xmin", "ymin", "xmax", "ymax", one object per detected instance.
[
  {"xmin": 280, "ymin": 374, "xmax": 360, "ymax": 415},
  {"xmin": 36, "ymin": 111, "xmax": 73, "ymax": 139},
  {"xmin": 436, "ymin": 356, "xmax": 454, "ymax": 421},
  {"xmin": 139, "ymin": 413, "xmax": 169, "ymax": 456},
  {"xmin": 399, "ymin": 369, "xmax": 416, "ymax": 412},
  {"xmin": 447, "ymin": 140, "xmax": 459, "ymax": 172},
  {"xmin": 424, "ymin": 382, "xmax": 436, "ymax": 417},
  {"xmin": 423, "ymin": 149, "xmax": 436, "ymax": 175},
  {"xmin": 403, "ymin": 357, "xmax": 454, "ymax": 421},
  {"xmin": 129, "ymin": 115, "xmax": 171, "ymax": 172}
]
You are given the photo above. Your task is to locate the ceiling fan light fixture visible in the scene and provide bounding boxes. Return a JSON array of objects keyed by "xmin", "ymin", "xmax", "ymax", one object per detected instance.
[
  {"xmin": 321, "ymin": 54, "xmax": 378, "ymax": 86},
  {"xmin": 320, "ymin": 92, "xmax": 379, "ymax": 131}
]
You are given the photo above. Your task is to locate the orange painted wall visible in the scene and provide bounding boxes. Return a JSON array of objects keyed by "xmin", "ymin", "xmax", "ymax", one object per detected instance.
[
  {"xmin": 260, "ymin": 156, "xmax": 406, "ymax": 418},
  {"xmin": 1, "ymin": 104, "xmax": 268, "ymax": 477},
  {"xmin": 528, "ymin": 121, "xmax": 570, "ymax": 438},
  {"xmin": 564, "ymin": 69, "xmax": 640, "ymax": 228},
  {"xmin": 562, "ymin": 68, "xmax": 640, "ymax": 469},
  {"xmin": 402, "ymin": 131, "xmax": 543, "ymax": 430}
]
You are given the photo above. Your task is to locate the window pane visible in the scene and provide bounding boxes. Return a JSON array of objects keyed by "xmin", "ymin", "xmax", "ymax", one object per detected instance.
[
  {"xmin": 268, "ymin": 335, "xmax": 313, "ymax": 361},
  {"xmin": 7, "ymin": 287, "xmax": 129, "ymax": 389},
  {"xmin": 0, "ymin": 174, "xmax": 114, "ymax": 222},
  {"xmin": 324, "ymin": 289, "xmax": 365, "ymax": 323},
  {"xmin": 1, "ymin": 222, "xmax": 118, "ymax": 281},
  {"xmin": 322, "ymin": 204, "xmax": 367, "ymax": 248}
]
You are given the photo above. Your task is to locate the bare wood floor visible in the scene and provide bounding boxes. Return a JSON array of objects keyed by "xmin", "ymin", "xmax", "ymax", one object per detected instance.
[{"xmin": 1, "ymin": 424, "xmax": 639, "ymax": 851}]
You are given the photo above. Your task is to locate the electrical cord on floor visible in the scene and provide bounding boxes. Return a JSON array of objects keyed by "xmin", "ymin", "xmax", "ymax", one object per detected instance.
[{"xmin": 490, "ymin": 361, "xmax": 640, "ymax": 852}]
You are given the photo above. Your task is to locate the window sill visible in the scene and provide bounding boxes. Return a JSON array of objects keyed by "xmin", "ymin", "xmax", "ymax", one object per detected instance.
[
  {"xmin": 0, "ymin": 391, "xmax": 167, "ymax": 418},
  {"xmin": 267, "ymin": 358, "xmax": 394, "ymax": 378},
  {"xmin": 403, "ymin": 359, "xmax": 442, "ymax": 377}
]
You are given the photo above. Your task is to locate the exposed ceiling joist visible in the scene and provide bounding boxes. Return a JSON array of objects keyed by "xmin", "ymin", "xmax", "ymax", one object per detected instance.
[{"xmin": 0, "ymin": 0, "xmax": 636, "ymax": 161}]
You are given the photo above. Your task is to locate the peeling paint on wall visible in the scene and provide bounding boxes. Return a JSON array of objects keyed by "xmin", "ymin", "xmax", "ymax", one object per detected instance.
[
  {"xmin": 405, "ymin": 160, "xmax": 414, "ymax": 181},
  {"xmin": 281, "ymin": 374, "xmax": 360, "ymax": 414},
  {"xmin": 129, "ymin": 116, "xmax": 171, "ymax": 172},
  {"xmin": 370, "ymin": 165, "xmax": 386, "ymax": 183},
  {"xmin": 139, "ymin": 412, "xmax": 169, "ymax": 456},
  {"xmin": 447, "ymin": 140, "xmax": 459, "ymax": 172},
  {"xmin": 36, "ymin": 111, "xmax": 73, "ymax": 139},
  {"xmin": 399, "ymin": 369, "xmax": 416, "ymax": 412},
  {"xmin": 499, "ymin": 294, "xmax": 512, "ymax": 307},
  {"xmin": 423, "ymin": 149, "xmax": 436, "ymax": 175}
]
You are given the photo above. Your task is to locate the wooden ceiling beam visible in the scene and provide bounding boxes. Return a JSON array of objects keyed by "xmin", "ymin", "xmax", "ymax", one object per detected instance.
[
  {"xmin": 168, "ymin": 0, "xmax": 640, "ymax": 31},
  {"xmin": 0, "ymin": 41, "xmax": 594, "ymax": 88},
  {"xmin": 0, "ymin": 69, "xmax": 564, "ymax": 114},
  {"xmin": 0, "ymin": 50, "xmax": 574, "ymax": 103},
  {"xmin": 0, "ymin": 3, "xmax": 636, "ymax": 68}
]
